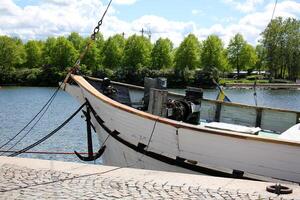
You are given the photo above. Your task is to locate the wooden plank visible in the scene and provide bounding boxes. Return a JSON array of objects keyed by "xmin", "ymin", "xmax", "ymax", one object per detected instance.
[{"xmin": 148, "ymin": 89, "xmax": 168, "ymax": 117}]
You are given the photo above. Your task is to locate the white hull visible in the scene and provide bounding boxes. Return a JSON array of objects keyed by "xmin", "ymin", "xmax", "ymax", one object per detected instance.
[{"xmin": 64, "ymin": 75, "xmax": 300, "ymax": 183}]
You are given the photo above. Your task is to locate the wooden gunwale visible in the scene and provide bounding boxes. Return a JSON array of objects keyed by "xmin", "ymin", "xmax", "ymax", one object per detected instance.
[{"xmin": 71, "ymin": 75, "xmax": 300, "ymax": 147}]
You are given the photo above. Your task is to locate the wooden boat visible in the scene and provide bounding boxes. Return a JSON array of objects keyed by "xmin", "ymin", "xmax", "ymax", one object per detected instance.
[{"xmin": 63, "ymin": 75, "xmax": 300, "ymax": 183}]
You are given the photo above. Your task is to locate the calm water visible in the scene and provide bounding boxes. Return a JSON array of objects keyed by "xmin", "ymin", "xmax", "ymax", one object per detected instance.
[
  {"xmin": 0, "ymin": 87, "xmax": 100, "ymax": 164},
  {"xmin": 1, "ymin": 86, "xmax": 300, "ymax": 163}
]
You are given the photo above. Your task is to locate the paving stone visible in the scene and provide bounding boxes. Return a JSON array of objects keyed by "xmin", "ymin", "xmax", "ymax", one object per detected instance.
[{"xmin": 0, "ymin": 160, "xmax": 298, "ymax": 200}]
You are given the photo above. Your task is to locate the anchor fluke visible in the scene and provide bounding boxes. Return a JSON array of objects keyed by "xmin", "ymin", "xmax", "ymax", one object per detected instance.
[{"xmin": 74, "ymin": 145, "xmax": 106, "ymax": 161}]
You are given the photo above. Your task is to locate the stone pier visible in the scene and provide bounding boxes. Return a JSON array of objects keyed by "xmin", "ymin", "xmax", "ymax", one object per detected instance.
[{"xmin": 0, "ymin": 156, "xmax": 299, "ymax": 199}]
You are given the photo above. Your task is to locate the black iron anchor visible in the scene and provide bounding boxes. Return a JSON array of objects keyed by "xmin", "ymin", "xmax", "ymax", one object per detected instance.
[{"xmin": 75, "ymin": 103, "xmax": 106, "ymax": 161}]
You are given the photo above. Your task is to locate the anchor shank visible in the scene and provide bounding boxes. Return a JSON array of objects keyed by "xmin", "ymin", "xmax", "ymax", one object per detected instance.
[{"xmin": 86, "ymin": 105, "xmax": 93, "ymax": 157}]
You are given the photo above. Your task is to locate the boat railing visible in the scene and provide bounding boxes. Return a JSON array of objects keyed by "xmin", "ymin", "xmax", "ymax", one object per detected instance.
[{"xmin": 85, "ymin": 76, "xmax": 300, "ymax": 133}]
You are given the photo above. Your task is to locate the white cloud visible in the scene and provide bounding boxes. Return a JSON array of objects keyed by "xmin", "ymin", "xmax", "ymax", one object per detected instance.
[
  {"xmin": 223, "ymin": 0, "xmax": 264, "ymax": 13},
  {"xmin": 195, "ymin": 0, "xmax": 300, "ymax": 46},
  {"xmin": 0, "ymin": 0, "xmax": 299, "ymax": 48},
  {"xmin": 113, "ymin": 0, "xmax": 138, "ymax": 5},
  {"xmin": 0, "ymin": 0, "xmax": 108, "ymax": 39}
]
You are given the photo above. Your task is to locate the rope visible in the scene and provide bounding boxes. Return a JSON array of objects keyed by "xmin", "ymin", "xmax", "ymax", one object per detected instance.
[
  {"xmin": 2, "ymin": 0, "xmax": 114, "ymax": 151},
  {"xmin": 0, "ymin": 89, "xmax": 59, "ymax": 156},
  {"xmin": 0, "ymin": 85, "xmax": 61, "ymax": 151},
  {"xmin": 137, "ymin": 119, "xmax": 158, "ymax": 163},
  {"xmin": 8, "ymin": 102, "xmax": 86, "ymax": 157},
  {"xmin": 63, "ymin": 0, "xmax": 113, "ymax": 85},
  {"xmin": 0, "ymin": 150, "xmax": 89, "ymax": 155},
  {"xmin": 253, "ymin": 79, "xmax": 258, "ymax": 106},
  {"xmin": 271, "ymin": 0, "xmax": 278, "ymax": 21}
]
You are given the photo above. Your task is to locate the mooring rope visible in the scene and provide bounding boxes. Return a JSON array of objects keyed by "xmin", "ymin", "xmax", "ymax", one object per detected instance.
[
  {"xmin": 0, "ymin": 89, "xmax": 59, "ymax": 156},
  {"xmin": 8, "ymin": 102, "xmax": 86, "ymax": 157},
  {"xmin": 0, "ymin": 86, "xmax": 60, "ymax": 151},
  {"xmin": 0, "ymin": 150, "xmax": 89, "ymax": 155},
  {"xmin": 1, "ymin": 0, "xmax": 113, "ymax": 154}
]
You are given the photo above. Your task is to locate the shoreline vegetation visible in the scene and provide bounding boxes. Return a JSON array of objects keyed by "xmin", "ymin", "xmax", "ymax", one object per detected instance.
[{"xmin": 0, "ymin": 17, "xmax": 299, "ymax": 88}]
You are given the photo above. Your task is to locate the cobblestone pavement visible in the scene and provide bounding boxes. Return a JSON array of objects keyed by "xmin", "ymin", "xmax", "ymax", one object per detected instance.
[{"xmin": 0, "ymin": 158, "xmax": 299, "ymax": 199}]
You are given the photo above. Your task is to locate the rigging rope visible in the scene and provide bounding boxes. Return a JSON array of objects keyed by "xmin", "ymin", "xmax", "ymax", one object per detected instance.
[
  {"xmin": 0, "ymin": 86, "xmax": 60, "ymax": 151},
  {"xmin": 137, "ymin": 119, "xmax": 158, "ymax": 163},
  {"xmin": 253, "ymin": 79, "xmax": 258, "ymax": 106},
  {"xmin": 8, "ymin": 102, "xmax": 86, "ymax": 157},
  {"xmin": 0, "ymin": 150, "xmax": 89, "ymax": 155},
  {"xmin": 63, "ymin": 0, "xmax": 113, "ymax": 83},
  {"xmin": 0, "ymin": 89, "xmax": 59, "ymax": 156},
  {"xmin": 2, "ymin": 0, "xmax": 113, "ymax": 151},
  {"xmin": 271, "ymin": 0, "xmax": 278, "ymax": 21}
]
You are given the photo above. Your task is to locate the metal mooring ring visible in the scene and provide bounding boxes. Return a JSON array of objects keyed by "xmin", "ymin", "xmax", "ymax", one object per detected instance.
[{"xmin": 266, "ymin": 184, "xmax": 293, "ymax": 195}]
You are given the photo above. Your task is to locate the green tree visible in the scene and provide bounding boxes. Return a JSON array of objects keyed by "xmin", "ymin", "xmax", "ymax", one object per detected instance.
[
  {"xmin": 0, "ymin": 36, "xmax": 23, "ymax": 70},
  {"xmin": 42, "ymin": 37, "xmax": 57, "ymax": 68},
  {"xmin": 227, "ymin": 33, "xmax": 247, "ymax": 78},
  {"xmin": 201, "ymin": 34, "xmax": 227, "ymax": 73},
  {"xmin": 123, "ymin": 34, "xmax": 152, "ymax": 70},
  {"xmin": 261, "ymin": 17, "xmax": 283, "ymax": 78},
  {"xmin": 81, "ymin": 39, "xmax": 99, "ymax": 73},
  {"xmin": 255, "ymin": 44, "xmax": 266, "ymax": 72},
  {"xmin": 24, "ymin": 40, "xmax": 43, "ymax": 68},
  {"xmin": 51, "ymin": 36, "xmax": 78, "ymax": 71},
  {"xmin": 0, "ymin": 36, "xmax": 27, "ymax": 83},
  {"xmin": 240, "ymin": 44, "xmax": 257, "ymax": 71},
  {"xmin": 174, "ymin": 34, "xmax": 201, "ymax": 75},
  {"xmin": 94, "ymin": 33, "xmax": 105, "ymax": 65},
  {"xmin": 151, "ymin": 38, "xmax": 173, "ymax": 69},
  {"xmin": 282, "ymin": 18, "xmax": 300, "ymax": 80},
  {"xmin": 103, "ymin": 34, "xmax": 125, "ymax": 69},
  {"xmin": 261, "ymin": 17, "xmax": 300, "ymax": 79},
  {"xmin": 67, "ymin": 32, "xmax": 84, "ymax": 51}
]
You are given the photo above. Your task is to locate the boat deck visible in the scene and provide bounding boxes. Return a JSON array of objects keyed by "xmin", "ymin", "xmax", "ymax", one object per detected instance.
[
  {"xmin": 0, "ymin": 156, "xmax": 299, "ymax": 199},
  {"xmin": 199, "ymin": 120, "xmax": 281, "ymax": 139}
]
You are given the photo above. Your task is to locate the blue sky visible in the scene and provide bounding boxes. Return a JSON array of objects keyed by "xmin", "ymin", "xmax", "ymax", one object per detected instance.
[
  {"xmin": 1, "ymin": 0, "xmax": 299, "ymax": 46},
  {"xmin": 111, "ymin": 0, "xmax": 244, "ymax": 27}
]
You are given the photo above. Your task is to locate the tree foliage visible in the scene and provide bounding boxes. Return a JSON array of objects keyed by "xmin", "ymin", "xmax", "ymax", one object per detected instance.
[
  {"xmin": 81, "ymin": 39, "xmax": 99, "ymax": 73},
  {"xmin": 103, "ymin": 34, "xmax": 125, "ymax": 69},
  {"xmin": 227, "ymin": 33, "xmax": 246, "ymax": 77},
  {"xmin": 68, "ymin": 32, "xmax": 84, "ymax": 51},
  {"xmin": 261, "ymin": 17, "xmax": 300, "ymax": 79},
  {"xmin": 0, "ymin": 17, "xmax": 299, "ymax": 86},
  {"xmin": 174, "ymin": 34, "xmax": 201, "ymax": 72},
  {"xmin": 123, "ymin": 35, "xmax": 152, "ymax": 70},
  {"xmin": 0, "ymin": 36, "xmax": 25, "ymax": 70},
  {"xmin": 0, "ymin": 36, "xmax": 26, "ymax": 83},
  {"xmin": 24, "ymin": 40, "xmax": 43, "ymax": 68},
  {"xmin": 50, "ymin": 37, "xmax": 78, "ymax": 71},
  {"xmin": 151, "ymin": 38, "xmax": 173, "ymax": 69},
  {"xmin": 201, "ymin": 35, "xmax": 227, "ymax": 72}
]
